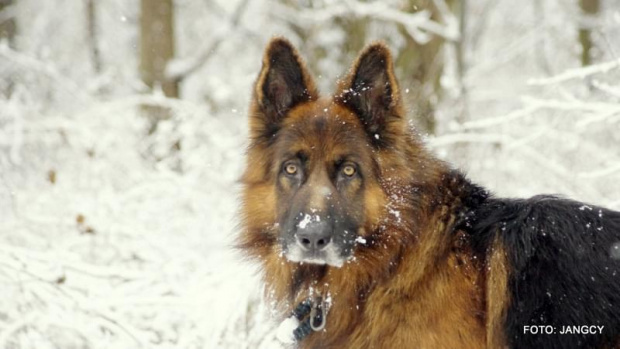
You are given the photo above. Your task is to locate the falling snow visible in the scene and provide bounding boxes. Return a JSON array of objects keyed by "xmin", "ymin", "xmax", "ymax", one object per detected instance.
[{"xmin": 1, "ymin": 1, "xmax": 619, "ymax": 348}]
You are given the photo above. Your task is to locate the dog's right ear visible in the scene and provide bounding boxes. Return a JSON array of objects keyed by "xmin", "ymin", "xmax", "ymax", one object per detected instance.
[{"xmin": 250, "ymin": 38, "xmax": 318, "ymax": 141}]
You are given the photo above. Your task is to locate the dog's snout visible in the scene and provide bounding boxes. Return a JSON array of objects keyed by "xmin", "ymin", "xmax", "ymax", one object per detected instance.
[{"xmin": 295, "ymin": 221, "xmax": 331, "ymax": 252}]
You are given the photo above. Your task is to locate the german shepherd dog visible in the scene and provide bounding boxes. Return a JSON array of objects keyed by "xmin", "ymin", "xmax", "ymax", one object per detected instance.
[{"xmin": 238, "ymin": 38, "xmax": 620, "ymax": 349}]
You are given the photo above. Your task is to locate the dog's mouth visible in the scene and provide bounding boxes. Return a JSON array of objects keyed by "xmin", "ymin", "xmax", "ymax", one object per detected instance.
[
  {"xmin": 279, "ymin": 223, "xmax": 360, "ymax": 267},
  {"xmin": 282, "ymin": 238, "xmax": 353, "ymax": 268},
  {"xmin": 283, "ymin": 243, "xmax": 350, "ymax": 267}
]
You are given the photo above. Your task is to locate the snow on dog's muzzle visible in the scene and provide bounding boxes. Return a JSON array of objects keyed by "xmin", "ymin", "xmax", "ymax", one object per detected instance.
[{"xmin": 282, "ymin": 213, "xmax": 351, "ymax": 267}]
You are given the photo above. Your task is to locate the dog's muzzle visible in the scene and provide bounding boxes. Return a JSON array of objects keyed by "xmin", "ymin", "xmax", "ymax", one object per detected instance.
[{"xmin": 284, "ymin": 216, "xmax": 346, "ymax": 267}]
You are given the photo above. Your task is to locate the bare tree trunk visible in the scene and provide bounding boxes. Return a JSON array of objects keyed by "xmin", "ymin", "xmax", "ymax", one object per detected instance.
[
  {"xmin": 578, "ymin": 0, "xmax": 600, "ymax": 67},
  {"xmin": 1, "ymin": 0, "xmax": 16, "ymax": 97},
  {"xmin": 452, "ymin": 0, "xmax": 467, "ymax": 123},
  {"xmin": 0, "ymin": 0, "xmax": 15, "ymax": 44},
  {"xmin": 85, "ymin": 0, "xmax": 101, "ymax": 73},
  {"xmin": 534, "ymin": 0, "xmax": 552, "ymax": 75},
  {"xmin": 336, "ymin": 16, "xmax": 368, "ymax": 63},
  {"xmin": 395, "ymin": 0, "xmax": 455, "ymax": 135},
  {"xmin": 140, "ymin": 0, "xmax": 178, "ymax": 98}
]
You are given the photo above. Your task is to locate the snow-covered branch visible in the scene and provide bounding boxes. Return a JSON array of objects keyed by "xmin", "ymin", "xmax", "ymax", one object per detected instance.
[
  {"xmin": 165, "ymin": 0, "xmax": 252, "ymax": 81},
  {"xmin": 528, "ymin": 58, "xmax": 620, "ymax": 86},
  {"xmin": 429, "ymin": 132, "xmax": 602, "ymax": 200},
  {"xmin": 270, "ymin": 0, "xmax": 459, "ymax": 44},
  {"xmin": 0, "ymin": 43, "xmax": 91, "ymax": 100}
]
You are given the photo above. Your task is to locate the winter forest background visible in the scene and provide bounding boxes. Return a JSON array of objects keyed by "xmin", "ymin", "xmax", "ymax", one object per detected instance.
[{"xmin": 1, "ymin": 0, "xmax": 620, "ymax": 348}]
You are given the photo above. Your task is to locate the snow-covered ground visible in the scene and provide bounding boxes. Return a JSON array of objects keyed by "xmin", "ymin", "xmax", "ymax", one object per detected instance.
[
  {"xmin": 1, "ymin": 1, "xmax": 619, "ymax": 348},
  {"xmin": 0, "ymin": 94, "xmax": 284, "ymax": 348}
]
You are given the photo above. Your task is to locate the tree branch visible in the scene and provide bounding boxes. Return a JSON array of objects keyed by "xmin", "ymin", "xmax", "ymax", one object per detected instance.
[
  {"xmin": 165, "ymin": 0, "xmax": 251, "ymax": 81},
  {"xmin": 270, "ymin": 0, "xmax": 459, "ymax": 44}
]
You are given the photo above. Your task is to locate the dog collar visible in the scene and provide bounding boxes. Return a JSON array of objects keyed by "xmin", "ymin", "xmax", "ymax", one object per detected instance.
[{"xmin": 276, "ymin": 297, "xmax": 327, "ymax": 343}]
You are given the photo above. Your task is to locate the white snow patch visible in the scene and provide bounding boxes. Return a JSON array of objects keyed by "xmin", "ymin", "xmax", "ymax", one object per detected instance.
[
  {"xmin": 298, "ymin": 214, "xmax": 321, "ymax": 229},
  {"xmin": 298, "ymin": 214, "xmax": 313, "ymax": 229},
  {"xmin": 389, "ymin": 208, "xmax": 402, "ymax": 223},
  {"xmin": 276, "ymin": 317, "xmax": 300, "ymax": 344}
]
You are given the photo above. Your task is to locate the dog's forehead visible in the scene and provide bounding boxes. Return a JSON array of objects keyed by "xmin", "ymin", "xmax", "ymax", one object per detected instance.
[{"xmin": 277, "ymin": 98, "xmax": 367, "ymax": 154}]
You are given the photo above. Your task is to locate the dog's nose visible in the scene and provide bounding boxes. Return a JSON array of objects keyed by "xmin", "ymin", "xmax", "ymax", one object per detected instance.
[{"xmin": 296, "ymin": 221, "xmax": 331, "ymax": 252}]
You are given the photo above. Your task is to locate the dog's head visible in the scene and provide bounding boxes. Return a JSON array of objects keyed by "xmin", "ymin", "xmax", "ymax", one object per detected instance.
[{"xmin": 241, "ymin": 38, "xmax": 409, "ymax": 267}]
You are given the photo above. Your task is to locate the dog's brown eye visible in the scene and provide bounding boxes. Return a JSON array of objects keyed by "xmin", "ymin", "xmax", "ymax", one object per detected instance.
[
  {"xmin": 285, "ymin": 164, "xmax": 298, "ymax": 175},
  {"xmin": 343, "ymin": 165, "xmax": 356, "ymax": 177}
]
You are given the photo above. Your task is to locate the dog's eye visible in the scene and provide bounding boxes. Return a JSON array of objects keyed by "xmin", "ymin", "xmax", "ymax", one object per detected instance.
[
  {"xmin": 342, "ymin": 165, "xmax": 356, "ymax": 177},
  {"xmin": 285, "ymin": 164, "xmax": 298, "ymax": 175}
]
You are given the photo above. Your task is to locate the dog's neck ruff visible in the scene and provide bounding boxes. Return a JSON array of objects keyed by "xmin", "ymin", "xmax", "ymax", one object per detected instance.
[{"xmin": 276, "ymin": 297, "xmax": 327, "ymax": 344}]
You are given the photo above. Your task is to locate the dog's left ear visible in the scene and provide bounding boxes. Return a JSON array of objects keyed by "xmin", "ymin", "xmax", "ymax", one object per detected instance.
[
  {"xmin": 335, "ymin": 43, "xmax": 405, "ymax": 145},
  {"xmin": 250, "ymin": 38, "xmax": 318, "ymax": 142}
]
